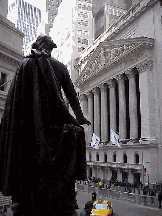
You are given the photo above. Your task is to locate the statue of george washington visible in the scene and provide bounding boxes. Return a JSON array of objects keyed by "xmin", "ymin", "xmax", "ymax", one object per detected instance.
[{"xmin": 0, "ymin": 35, "xmax": 90, "ymax": 216}]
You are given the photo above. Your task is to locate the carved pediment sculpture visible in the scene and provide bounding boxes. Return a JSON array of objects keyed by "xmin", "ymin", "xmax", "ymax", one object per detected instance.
[{"xmin": 75, "ymin": 37, "xmax": 154, "ymax": 87}]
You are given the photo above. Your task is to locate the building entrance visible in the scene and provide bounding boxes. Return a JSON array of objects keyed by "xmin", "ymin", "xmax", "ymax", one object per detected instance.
[
  {"xmin": 122, "ymin": 172, "xmax": 128, "ymax": 182},
  {"xmin": 134, "ymin": 173, "xmax": 140, "ymax": 184},
  {"xmin": 112, "ymin": 170, "xmax": 117, "ymax": 181}
]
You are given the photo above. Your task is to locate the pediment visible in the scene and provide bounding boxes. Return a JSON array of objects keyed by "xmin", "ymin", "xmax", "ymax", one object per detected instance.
[{"xmin": 75, "ymin": 37, "xmax": 154, "ymax": 87}]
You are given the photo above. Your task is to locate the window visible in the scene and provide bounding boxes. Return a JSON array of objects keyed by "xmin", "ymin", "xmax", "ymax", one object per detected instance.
[
  {"xmin": 82, "ymin": 4, "xmax": 89, "ymax": 10},
  {"xmin": 89, "ymin": 153, "xmax": 91, "ymax": 162},
  {"xmin": 135, "ymin": 153, "xmax": 139, "ymax": 164},
  {"xmin": 78, "ymin": 20, "xmax": 88, "ymax": 26},
  {"xmin": 104, "ymin": 154, "xmax": 107, "ymax": 163},
  {"xmin": 78, "ymin": 30, "xmax": 82, "ymax": 35},
  {"xmin": 113, "ymin": 153, "xmax": 116, "ymax": 162},
  {"xmin": 0, "ymin": 73, "xmax": 7, "ymax": 91},
  {"xmin": 78, "ymin": 38, "xmax": 81, "ymax": 43},
  {"xmin": 123, "ymin": 154, "xmax": 127, "ymax": 163},
  {"xmin": 96, "ymin": 154, "xmax": 99, "ymax": 161},
  {"xmin": 78, "ymin": 47, "xmax": 85, "ymax": 52},
  {"xmin": 83, "ymin": 30, "xmax": 88, "ymax": 35},
  {"xmin": 83, "ymin": 39, "xmax": 88, "ymax": 45},
  {"xmin": 83, "ymin": 12, "xmax": 88, "ymax": 18}
]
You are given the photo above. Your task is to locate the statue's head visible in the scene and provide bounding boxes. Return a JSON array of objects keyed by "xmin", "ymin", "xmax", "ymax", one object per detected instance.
[{"xmin": 32, "ymin": 34, "xmax": 57, "ymax": 53}]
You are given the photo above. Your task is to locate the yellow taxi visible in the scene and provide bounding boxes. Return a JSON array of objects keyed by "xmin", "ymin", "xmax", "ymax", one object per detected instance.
[{"xmin": 91, "ymin": 200, "xmax": 113, "ymax": 216}]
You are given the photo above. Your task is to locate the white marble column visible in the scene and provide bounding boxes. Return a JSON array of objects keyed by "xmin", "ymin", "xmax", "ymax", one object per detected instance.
[
  {"xmin": 139, "ymin": 70, "xmax": 151, "ymax": 138},
  {"xmin": 79, "ymin": 94, "xmax": 87, "ymax": 117},
  {"xmin": 93, "ymin": 87, "xmax": 100, "ymax": 137},
  {"xmin": 79, "ymin": 94, "xmax": 88, "ymax": 142},
  {"xmin": 127, "ymin": 69, "xmax": 138, "ymax": 140},
  {"xmin": 116, "ymin": 74, "xmax": 127, "ymax": 141},
  {"xmin": 100, "ymin": 83, "xmax": 108, "ymax": 143},
  {"xmin": 108, "ymin": 79, "xmax": 117, "ymax": 133},
  {"xmin": 87, "ymin": 91, "xmax": 94, "ymax": 144}
]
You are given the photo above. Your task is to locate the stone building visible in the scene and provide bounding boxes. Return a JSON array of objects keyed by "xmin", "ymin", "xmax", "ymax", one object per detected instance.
[
  {"xmin": 75, "ymin": 0, "xmax": 162, "ymax": 185},
  {"xmin": 0, "ymin": 0, "xmax": 24, "ymax": 119}
]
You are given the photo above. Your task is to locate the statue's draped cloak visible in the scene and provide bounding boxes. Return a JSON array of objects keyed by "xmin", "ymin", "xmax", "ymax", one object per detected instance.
[{"xmin": 0, "ymin": 53, "xmax": 86, "ymax": 214}]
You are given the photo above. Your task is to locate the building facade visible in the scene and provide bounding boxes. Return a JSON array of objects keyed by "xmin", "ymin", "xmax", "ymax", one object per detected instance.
[
  {"xmin": 75, "ymin": 0, "xmax": 162, "ymax": 185},
  {"xmin": 0, "ymin": 0, "xmax": 24, "ymax": 119},
  {"xmin": 92, "ymin": 0, "xmax": 131, "ymax": 40}
]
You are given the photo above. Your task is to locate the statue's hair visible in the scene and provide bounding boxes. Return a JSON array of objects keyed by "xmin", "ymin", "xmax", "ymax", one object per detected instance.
[{"xmin": 32, "ymin": 34, "xmax": 57, "ymax": 50}]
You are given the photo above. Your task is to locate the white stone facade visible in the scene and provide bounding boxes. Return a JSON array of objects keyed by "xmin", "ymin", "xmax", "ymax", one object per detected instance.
[
  {"xmin": 0, "ymin": 1, "xmax": 24, "ymax": 119},
  {"xmin": 75, "ymin": 0, "xmax": 162, "ymax": 185}
]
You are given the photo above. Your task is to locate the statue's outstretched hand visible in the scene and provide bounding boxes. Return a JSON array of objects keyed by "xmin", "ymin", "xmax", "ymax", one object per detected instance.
[{"xmin": 78, "ymin": 117, "xmax": 91, "ymax": 126}]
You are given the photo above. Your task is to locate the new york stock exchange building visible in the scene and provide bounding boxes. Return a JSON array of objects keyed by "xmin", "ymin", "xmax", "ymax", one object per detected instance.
[{"xmin": 74, "ymin": 0, "xmax": 162, "ymax": 185}]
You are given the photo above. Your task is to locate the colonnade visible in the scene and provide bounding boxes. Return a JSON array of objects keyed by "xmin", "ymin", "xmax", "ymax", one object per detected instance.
[{"xmin": 79, "ymin": 67, "xmax": 152, "ymax": 144}]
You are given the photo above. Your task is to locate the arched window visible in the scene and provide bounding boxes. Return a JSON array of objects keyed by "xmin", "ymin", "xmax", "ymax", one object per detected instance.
[
  {"xmin": 104, "ymin": 154, "xmax": 107, "ymax": 163},
  {"xmin": 96, "ymin": 153, "xmax": 99, "ymax": 161},
  {"xmin": 123, "ymin": 153, "xmax": 127, "ymax": 163},
  {"xmin": 113, "ymin": 153, "xmax": 116, "ymax": 162},
  {"xmin": 135, "ymin": 153, "xmax": 139, "ymax": 164}
]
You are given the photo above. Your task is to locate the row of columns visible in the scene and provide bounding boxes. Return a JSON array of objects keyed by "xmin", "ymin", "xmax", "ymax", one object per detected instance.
[{"xmin": 80, "ymin": 67, "xmax": 152, "ymax": 144}]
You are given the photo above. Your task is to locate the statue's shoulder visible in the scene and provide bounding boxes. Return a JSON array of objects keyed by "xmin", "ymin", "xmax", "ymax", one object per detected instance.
[{"xmin": 50, "ymin": 57, "xmax": 67, "ymax": 72}]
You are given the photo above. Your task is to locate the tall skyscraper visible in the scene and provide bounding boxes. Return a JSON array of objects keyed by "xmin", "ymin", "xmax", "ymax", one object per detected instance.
[
  {"xmin": 50, "ymin": 0, "xmax": 93, "ymax": 83},
  {"xmin": 8, "ymin": 0, "xmax": 43, "ymax": 52},
  {"xmin": 46, "ymin": 0, "xmax": 62, "ymax": 30}
]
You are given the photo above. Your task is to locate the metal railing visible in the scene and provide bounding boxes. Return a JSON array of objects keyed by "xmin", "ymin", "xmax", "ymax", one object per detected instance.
[{"xmin": 76, "ymin": 181, "xmax": 159, "ymax": 208}]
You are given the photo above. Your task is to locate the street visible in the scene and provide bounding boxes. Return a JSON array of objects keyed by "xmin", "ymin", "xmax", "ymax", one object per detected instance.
[{"xmin": 76, "ymin": 189, "xmax": 162, "ymax": 216}]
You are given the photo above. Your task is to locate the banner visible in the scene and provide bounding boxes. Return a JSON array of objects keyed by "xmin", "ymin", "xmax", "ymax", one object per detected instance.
[
  {"xmin": 91, "ymin": 133, "xmax": 100, "ymax": 149},
  {"xmin": 111, "ymin": 129, "xmax": 121, "ymax": 148}
]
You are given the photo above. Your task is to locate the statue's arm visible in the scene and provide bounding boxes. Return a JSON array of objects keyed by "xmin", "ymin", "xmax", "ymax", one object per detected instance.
[{"xmin": 61, "ymin": 66, "xmax": 90, "ymax": 126}]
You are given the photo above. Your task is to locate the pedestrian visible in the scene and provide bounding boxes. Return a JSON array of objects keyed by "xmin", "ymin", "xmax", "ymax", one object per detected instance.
[
  {"xmin": 138, "ymin": 187, "xmax": 141, "ymax": 194},
  {"xmin": 99, "ymin": 180, "xmax": 103, "ymax": 189},
  {"xmin": 92, "ymin": 191, "xmax": 97, "ymax": 202},
  {"xmin": 150, "ymin": 189, "xmax": 155, "ymax": 206},
  {"xmin": 158, "ymin": 189, "xmax": 162, "ymax": 208},
  {"xmin": 143, "ymin": 188, "xmax": 147, "ymax": 205},
  {"xmin": 0, "ymin": 35, "xmax": 90, "ymax": 216},
  {"xmin": 80, "ymin": 201, "xmax": 93, "ymax": 216}
]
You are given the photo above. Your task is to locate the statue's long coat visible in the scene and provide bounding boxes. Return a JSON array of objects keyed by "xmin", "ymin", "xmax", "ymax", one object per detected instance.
[{"xmin": 0, "ymin": 52, "xmax": 86, "ymax": 214}]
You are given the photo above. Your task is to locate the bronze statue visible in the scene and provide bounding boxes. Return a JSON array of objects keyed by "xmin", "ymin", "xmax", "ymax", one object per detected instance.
[{"xmin": 0, "ymin": 35, "xmax": 90, "ymax": 216}]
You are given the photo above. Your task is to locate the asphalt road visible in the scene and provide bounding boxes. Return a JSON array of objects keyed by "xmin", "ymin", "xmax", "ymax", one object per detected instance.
[{"xmin": 76, "ymin": 189, "xmax": 162, "ymax": 216}]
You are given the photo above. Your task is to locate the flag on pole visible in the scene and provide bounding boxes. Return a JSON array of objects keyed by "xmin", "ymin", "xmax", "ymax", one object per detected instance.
[
  {"xmin": 111, "ymin": 129, "xmax": 121, "ymax": 148},
  {"xmin": 91, "ymin": 133, "xmax": 100, "ymax": 149}
]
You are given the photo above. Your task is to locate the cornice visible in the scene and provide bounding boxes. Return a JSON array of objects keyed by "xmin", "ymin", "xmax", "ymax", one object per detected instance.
[
  {"xmin": 75, "ymin": 37, "xmax": 154, "ymax": 87},
  {"xmin": 0, "ymin": 41, "xmax": 24, "ymax": 64},
  {"xmin": 0, "ymin": 15, "xmax": 24, "ymax": 38}
]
